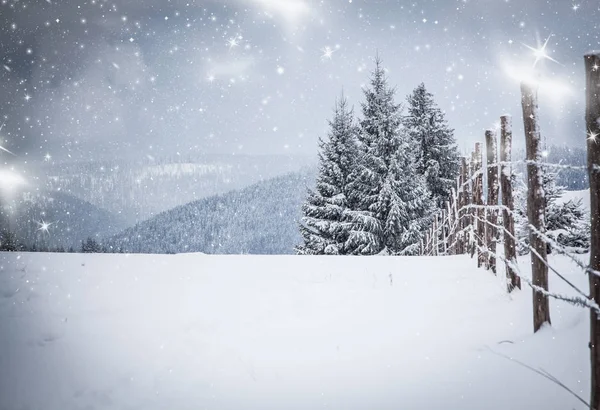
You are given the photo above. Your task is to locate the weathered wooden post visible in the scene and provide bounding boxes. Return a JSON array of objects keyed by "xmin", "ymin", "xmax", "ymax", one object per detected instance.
[
  {"xmin": 585, "ymin": 52, "xmax": 600, "ymax": 410},
  {"xmin": 455, "ymin": 173, "xmax": 463, "ymax": 255},
  {"xmin": 520, "ymin": 81, "xmax": 550, "ymax": 332},
  {"xmin": 446, "ymin": 198, "xmax": 454, "ymax": 255},
  {"xmin": 433, "ymin": 213, "xmax": 439, "ymax": 256},
  {"xmin": 460, "ymin": 156, "xmax": 470, "ymax": 255},
  {"xmin": 473, "ymin": 143, "xmax": 485, "ymax": 268},
  {"xmin": 500, "ymin": 115, "xmax": 520, "ymax": 292},
  {"xmin": 486, "ymin": 129, "xmax": 499, "ymax": 274},
  {"xmin": 455, "ymin": 171, "xmax": 463, "ymax": 255},
  {"xmin": 470, "ymin": 151, "xmax": 478, "ymax": 259}
]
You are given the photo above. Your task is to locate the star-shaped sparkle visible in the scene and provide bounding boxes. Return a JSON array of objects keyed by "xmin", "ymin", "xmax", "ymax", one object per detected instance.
[
  {"xmin": 523, "ymin": 35, "xmax": 560, "ymax": 68},
  {"xmin": 321, "ymin": 46, "xmax": 335, "ymax": 60},
  {"xmin": 227, "ymin": 37, "xmax": 239, "ymax": 49},
  {"xmin": 37, "ymin": 220, "xmax": 53, "ymax": 234}
]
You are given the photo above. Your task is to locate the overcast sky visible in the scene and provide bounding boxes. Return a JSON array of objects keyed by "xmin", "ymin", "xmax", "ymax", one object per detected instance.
[{"xmin": 0, "ymin": 0, "xmax": 598, "ymax": 164}]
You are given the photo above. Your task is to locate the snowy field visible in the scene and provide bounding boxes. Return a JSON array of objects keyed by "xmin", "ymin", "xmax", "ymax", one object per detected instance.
[{"xmin": 0, "ymin": 251, "xmax": 591, "ymax": 410}]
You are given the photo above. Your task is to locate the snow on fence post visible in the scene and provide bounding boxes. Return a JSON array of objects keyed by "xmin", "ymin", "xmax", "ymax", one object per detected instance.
[
  {"xmin": 585, "ymin": 52, "xmax": 600, "ymax": 410},
  {"xmin": 474, "ymin": 143, "xmax": 486, "ymax": 268},
  {"xmin": 520, "ymin": 81, "xmax": 551, "ymax": 332},
  {"xmin": 500, "ymin": 114, "xmax": 520, "ymax": 292},
  {"xmin": 485, "ymin": 129, "xmax": 499, "ymax": 274}
]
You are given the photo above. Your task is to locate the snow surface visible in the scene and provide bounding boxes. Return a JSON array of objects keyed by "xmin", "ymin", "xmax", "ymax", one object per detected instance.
[
  {"xmin": 559, "ymin": 189, "xmax": 590, "ymax": 211},
  {"xmin": 0, "ymin": 251, "xmax": 592, "ymax": 409}
]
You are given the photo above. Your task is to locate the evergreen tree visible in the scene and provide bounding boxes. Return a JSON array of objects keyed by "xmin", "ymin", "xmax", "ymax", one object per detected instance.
[
  {"xmin": 515, "ymin": 169, "xmax": 589, "ymax": 254},
  {"xmin": 0, "ymin": 229, "xmax": 22, "ymax": 251},
  {"xmin": 346, "ymin": 58, "xmax": 434, "ymax": 255},
  {"xmin": 297, "ymin": 96, "xmax": 359, "ymax": 255},
  {"xmin": 543, "ymin": 169, "xmax": 590, "ymax": 252},
  {"xmin": 81, "ymin": 237, "xmax": 102, "ymax": 253},
  {"xmin": 404, "ymin": 83, "xmax": 460, "ymax": 208}
]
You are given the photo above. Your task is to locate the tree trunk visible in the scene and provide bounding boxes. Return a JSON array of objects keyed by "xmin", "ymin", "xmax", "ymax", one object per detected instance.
[
  {"xmin": 486, "ymin": 129, "xmax": 499, "ymax": 274},
  {"xmin": 500, "ymin": 115, "xmax": 520, "ymax": 292},
  {"xmin": 585, "ymin": 52, "xmax": 600, "ymax": 410},
  {"xmin": 473, "ymin": 143, "xmax": 485, "ymax": 268},
  {"xmin": 520, "ymin": 81, "xmax": 550, "ymax": 333}
]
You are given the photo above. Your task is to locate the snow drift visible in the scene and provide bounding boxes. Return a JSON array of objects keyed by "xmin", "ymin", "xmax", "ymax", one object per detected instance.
[{"xmin": 0, "ymin": 252, "xmax": 591, "ymax": 409}]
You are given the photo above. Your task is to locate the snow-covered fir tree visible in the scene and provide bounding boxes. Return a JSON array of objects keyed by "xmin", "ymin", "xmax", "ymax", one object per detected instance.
[
  {"xmin": 515, "ymin": 168, "xmax": 590, "ymax": 254},
  {"xmin": 346, "ymin": 58, "xmax": 434, "ymax": 255},
  {"xmin": 297, "ymin": 96, "xmax": 359, "ymax": 255},
  {"xmin": 0, "ymin": 229, "xmax": 23, "ymax": 252},
  {"xmin": 404, "ymin": 83, "xmax": 460, "ymax": 208}
]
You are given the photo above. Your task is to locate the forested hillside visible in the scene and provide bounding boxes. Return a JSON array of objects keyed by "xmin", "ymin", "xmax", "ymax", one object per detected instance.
[
  {"xmin": 108, "ymin": 170, "xmax": 315, "ymax": 254},
  {"xmin": 6, "ymin": 191, "xmax": 127, "ymax": 250},
  {"xmin": 40, "ymin": 154, "xmax": 314, "ymax": 223}
]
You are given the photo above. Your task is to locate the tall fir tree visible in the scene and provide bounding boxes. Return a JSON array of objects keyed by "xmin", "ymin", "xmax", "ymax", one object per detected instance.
[
  {"xmin": 404, "ymin": 83, "xmax": 460, "ymax": 208},
  {"xmin": 297, "ymin": 95, "xmax": 359, "ymax": 255},
  {"xmin": 346, "ymin": 58, "xmax": 434, "ymax": 255}
]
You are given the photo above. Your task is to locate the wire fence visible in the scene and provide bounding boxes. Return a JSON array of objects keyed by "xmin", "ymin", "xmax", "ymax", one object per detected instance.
[{"xmin": 419, "ymin": 154, "xmax": 595, "ymax": 313}]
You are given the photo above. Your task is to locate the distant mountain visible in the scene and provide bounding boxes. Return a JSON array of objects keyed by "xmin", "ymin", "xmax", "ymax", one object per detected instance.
[
  {"xmin": 38, "ymin": 154, "xmax": 315, "ymax": 224},
  {"xmin": 4, "ymin": 190, "xmax": 128, "ymax": 250},
  {"xmin": 107, "ymin": 169, "xmax": 316, "ymax": 255}
]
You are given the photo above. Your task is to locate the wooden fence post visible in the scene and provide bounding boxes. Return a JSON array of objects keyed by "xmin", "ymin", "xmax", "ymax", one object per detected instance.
[
  {"xmin": 456, "ymin": 173, "xmax": 463, "ymax": 255},
  {"xmin": 470, "ymin": 152, "xmax": 478, "ymax": 258},
  {"xmin": 441, "ymin": 208, "xmax": 446, "ymax": 255},
  {"xmin": 474, "ymin": 143, "xmax": 485, "ymax": 268},
  {"xmin": 500, "ymin": 114, "xmax": 520, "ymax": 292},
  {"xmin": 486, "ymin": 129, "xmax": 499, "ymax": 274},
  {"xmin": 585, "ymin": 52, "xmax": 600, "ymax": 410},
  {"xmin": 446, "ymin": 199, "xmax": 454, "ymax": 255},
  {"xmin": 520, "ymin": 81, "xmax": 550, "ymax": 332},
  {"xmin": 433, "ymin": 214, "xmax": 438, "ymax": 256},
  {"xmin": 460, "ymin": 156, "xmax": 470, "ymax": 255},
  {"xmin": 454, "ymin": 177, "xmax": 461, "ymax": 254}
]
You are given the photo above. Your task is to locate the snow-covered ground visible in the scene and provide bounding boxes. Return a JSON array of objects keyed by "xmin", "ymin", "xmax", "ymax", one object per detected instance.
[{"xmin": 0, "ymin": 251, "xmax": 591, "ymax": 410}]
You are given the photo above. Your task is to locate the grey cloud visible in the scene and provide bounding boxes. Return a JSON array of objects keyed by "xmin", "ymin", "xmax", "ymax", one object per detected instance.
[{"xmin": 0, "ymin": 0, "xmax": 597, "ymax": 166}]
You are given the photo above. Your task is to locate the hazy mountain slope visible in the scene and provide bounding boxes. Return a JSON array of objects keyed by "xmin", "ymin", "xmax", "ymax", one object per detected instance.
[
  {"xmin": 40, "ymin": 154, "xmax": 315, "ymax": 224},
  {"xmin": 108, "ymin": 169, "xmax": 315, "ymax": 254},
  {"xmin": 6, "ymin": 191, "xmax": 128, "ymax": 250}
]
